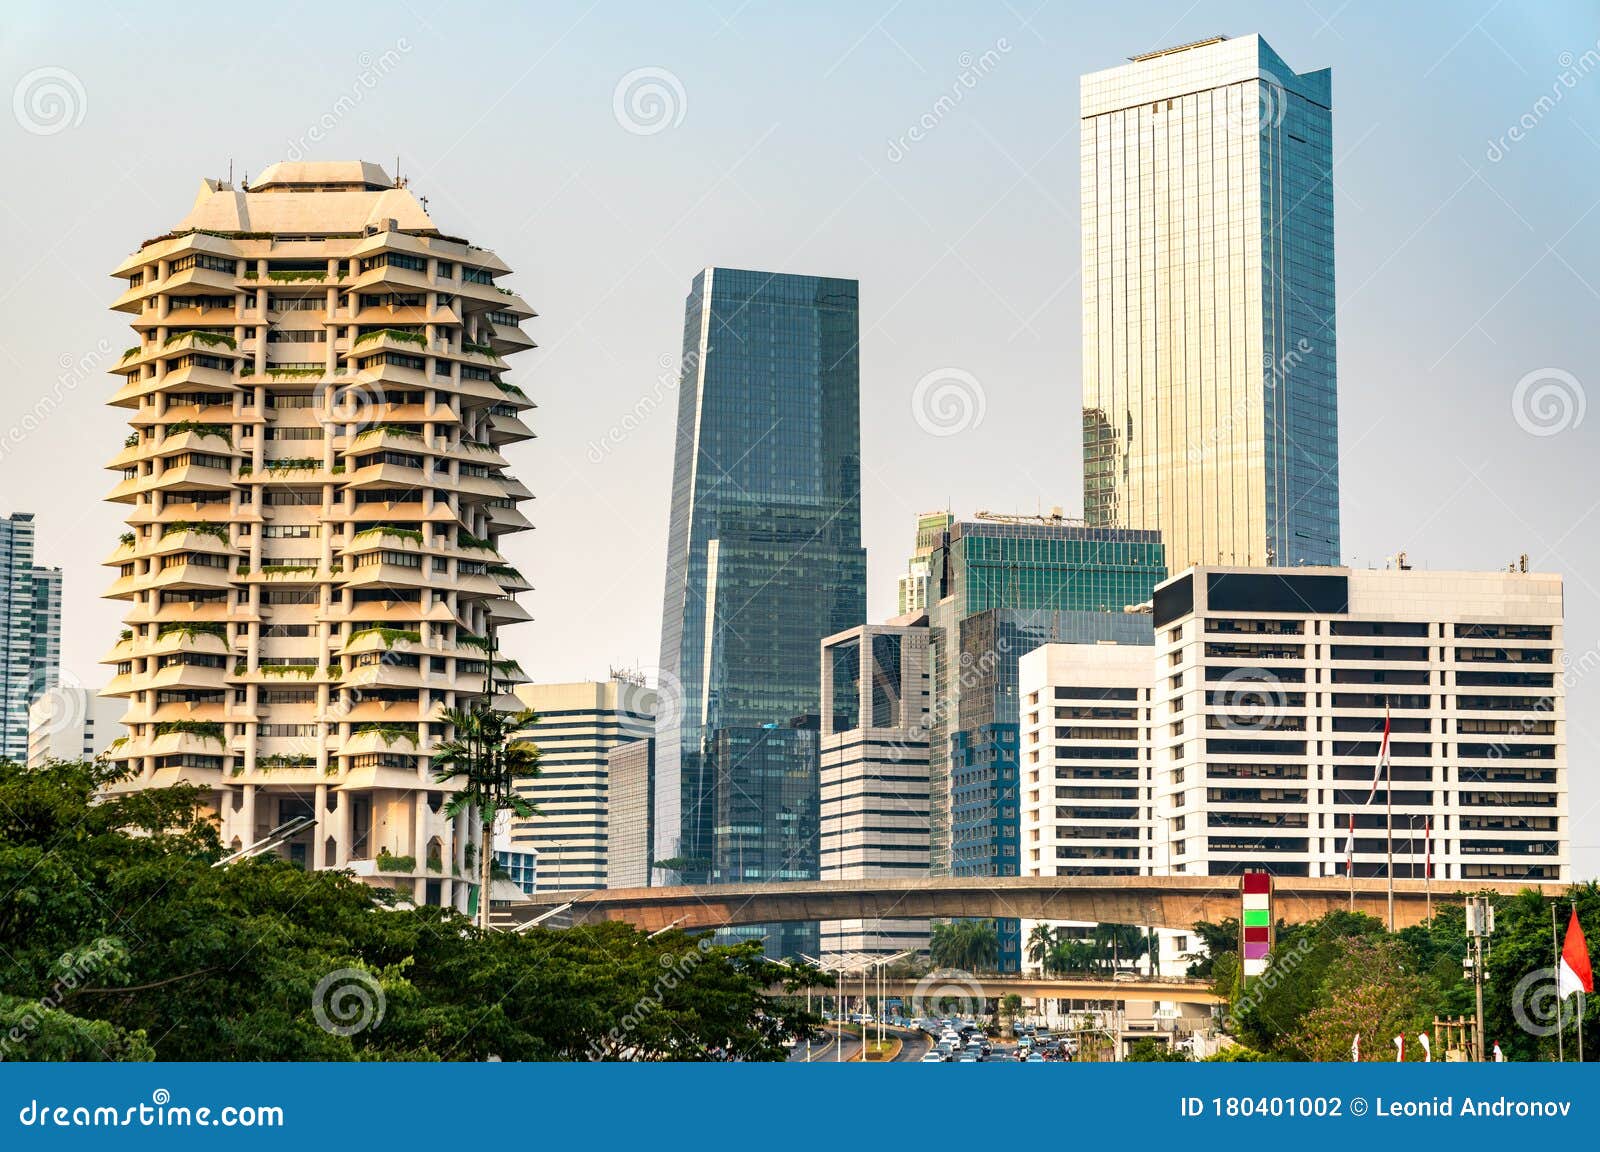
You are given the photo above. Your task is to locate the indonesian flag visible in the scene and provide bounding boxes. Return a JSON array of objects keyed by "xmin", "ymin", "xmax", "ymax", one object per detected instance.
[
  {"xmin": 1417, "ymin": 1032, "xmax": 1431, "ymax": 1062},
  {"xmin": 1492, "ymin": 1041, "xmax": 1505, "ymax": 1062},
  {"xmin": 1393, "ymin": 1034, "xmax": 1405, "ymax": 1062},
  {"xmin": 1351, "ymin": 1033, "xmax": 1360, "ymax": 1062},
  {"xmin": 1559, "ymin": 907, "xmax": 1593, "ymax": 998},
  {"xmin": 1368, "ymin": 708, "xmax": 1391, "ymax": 804}
]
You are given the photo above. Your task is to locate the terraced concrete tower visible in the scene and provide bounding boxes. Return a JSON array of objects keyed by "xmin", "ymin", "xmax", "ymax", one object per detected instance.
[{"xmin": 101, "ymin": 161, "xmax": 536, "ymax": 913}]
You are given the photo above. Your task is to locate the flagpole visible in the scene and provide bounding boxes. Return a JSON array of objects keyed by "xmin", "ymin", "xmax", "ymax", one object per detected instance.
[
  {"xmin": 1384, "ymin": 704, "xmax": 1394, "ymax": 932},
  {"xmin": 1554, "ymin": 902, "xmax": 1564, "ymax": 1063},
  {"xmin": 1424, "ymin": 817, "xmax": 1432, "ymax": 921},
  {"xmin": 1576, "ymin": 900, "xmax": 1585, "ymax": 1063}
]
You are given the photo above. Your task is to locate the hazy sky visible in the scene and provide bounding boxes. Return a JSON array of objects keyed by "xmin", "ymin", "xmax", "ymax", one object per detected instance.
[{"xmin": 3, "ymin": 1, "xmax": 1598, "ymax": 874}]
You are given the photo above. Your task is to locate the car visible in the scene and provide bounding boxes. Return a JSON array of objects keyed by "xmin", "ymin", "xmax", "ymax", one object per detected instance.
[
  {"xmin": 920, "ymin": 1050, "xmax": 946, "ymax": 1063},
  {"xmin": 957, "ymin": 1051, "xmax": 980, "ymax": 1062},
  {"xmin": 1025, "ymin": 1052, "xmax": 1046, "ymax": 1062},
  {"xmin": 1035, "ymin": 1028, "xmax": 1053, "ymax": 1042}
]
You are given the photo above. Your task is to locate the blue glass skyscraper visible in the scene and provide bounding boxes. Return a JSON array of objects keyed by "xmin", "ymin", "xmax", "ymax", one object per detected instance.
[{"xmin": 655, "ymin": 269, "xmax": 866, "ymax": 899}]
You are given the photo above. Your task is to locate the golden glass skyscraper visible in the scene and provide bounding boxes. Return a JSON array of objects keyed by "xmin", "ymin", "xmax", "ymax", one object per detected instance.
[{"xmin": 1081, "ymin": 35, "xmax": 1340, "ymax": 570}]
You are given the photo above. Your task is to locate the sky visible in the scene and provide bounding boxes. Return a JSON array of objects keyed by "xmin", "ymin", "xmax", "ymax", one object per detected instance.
[{"xmin": 2, "ymin": 0, "xmax": 1598, "ymax": 875}]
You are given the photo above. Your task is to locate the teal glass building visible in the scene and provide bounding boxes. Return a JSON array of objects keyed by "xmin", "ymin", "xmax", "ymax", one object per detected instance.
[
  {"xmin": 923, "ymin": 517, "xmax": 1165, "ymax": 970},
  {"xmin": 655, "ymin": 268, "xmax": 866, "ymax": 904}
]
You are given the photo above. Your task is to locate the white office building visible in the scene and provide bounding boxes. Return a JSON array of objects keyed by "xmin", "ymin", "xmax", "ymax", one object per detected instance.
[
  {"xmin": 819, "ymin": 620, "xmax": 932, "ymax": 958},
  {"xmin": 1149, "ymin": 566, "xmax": 1566, "ymax": 883},
  {"xmin": 27, "ymin": 685, "xmax": 124, "ymax": 766}
]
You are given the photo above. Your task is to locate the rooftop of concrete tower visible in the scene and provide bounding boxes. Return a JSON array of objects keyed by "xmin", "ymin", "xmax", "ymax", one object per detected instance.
[
  {"xmin": 251, "ymin": 160, "xmax": 397, "ymax": 191},
  {"xmin": 175, "ymin": 160, "xmax": 438, "ymax": 235}
]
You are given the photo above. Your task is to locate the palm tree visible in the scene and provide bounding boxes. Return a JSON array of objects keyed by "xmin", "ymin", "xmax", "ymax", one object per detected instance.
[
  {"xmin": 930, "ymin": 919, "xmax": 1001, "ymax": 973},
  {"xmin": 431, "ymin": 703, "xmax": 541, "ymax": 929},
  {"xmin": 1027, "ymin": 923, "xmax": 1057, "ymax": 972}
]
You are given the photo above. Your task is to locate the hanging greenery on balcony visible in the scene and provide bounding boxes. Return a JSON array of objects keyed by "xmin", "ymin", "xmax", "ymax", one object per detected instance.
[
  {"xmin": 119, "ymin": 629, "xmax": 133, "ymax": 642},
  {"xmin": 260, "ymin": 664, "xmax": 316, "ymax": 678},
  {"xmin": 162, "ymin": 331, "xmax": 237, "ymax": 350},
  {"xmin": 166, "ymin": 420, "xmax": 232, "ymax": 445},
  {"xmin": 353, "ymin": 327, "xmax": 426, "ymax": 348},
  {"xmin": 352, "ymin": 525, "xmax": 423, "ymax": 544},
  {"xmin": 457, "ymin": 634, "xmax": 490, "ymax": 652},
  {"xmin": 123, "ymin": 432, "xmax": 140, "ymax": 448},
  {"xmin": 456, "ymin": 530, "xmax": 494, "ymax": 551},
  {"xmin": 267, "ymin": 269, "xmax": 326, "ymax": 282},
  {"xmin": 266, "ymin": 367, "xmax": 323, "ymax": 379},
  {"xmin": 263, "ymin": 457, "xmax": 319, "ymax": 473},
  {"xmin": 118, "ymin": 531, "xmax": 136, "ymax": 546},
  {"xmin": 347, "ymin": 626, "xmax": 422, "ymax": 649},
  {"xmin": 157, "ymin": 621, "xmax": 227, "ymax": 641},
  {"xmin": 154, "ymin": 720, "xmax": 225, "ymax": 744},
  {"xmin": 354, "ymin": 722, "xmax": 417, "ymax": 747},
  {"xmin": 257, "ymin": 752, "xmax": 316, "ymax": 771},
  {"xmin": 353, "ymin": 425, "xmax": 423, "ymax": 443},
  {"xmin": 161, "ymin": 521, "xmax": 230, "ymax": 542},
  {"xmin": 376, "ymin": 850, "xmax": 415, "ymax": 873}
]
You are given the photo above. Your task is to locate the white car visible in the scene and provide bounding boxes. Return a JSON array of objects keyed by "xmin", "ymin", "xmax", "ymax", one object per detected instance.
[{"xmin": 920, "ymin": 1050, "xmax": 946, "ymax": 1063}]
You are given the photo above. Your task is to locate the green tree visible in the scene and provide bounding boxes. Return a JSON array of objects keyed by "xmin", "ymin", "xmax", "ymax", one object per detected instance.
[
  {"xmin": 1127, "ymin": 1036, "xmax": 1189, "ymax": 1062},
  {"xmin": 930, "ymin": 920, "xmax": 1000, "ymax": 973},
  {"xmin": 1289, "ymin": 935, "xmax": 1434, "ymax": 1062},
  {"xmin": 1026, "ymin": 923, "xmax": 1057, "ymax": 971},
  {"xmin": 430, "ymin": 704, "xmax": 541, "ymax": 928},
  {"xmin": 0, "ymin": 759, "xmax": 830, "ymax": 1061}
]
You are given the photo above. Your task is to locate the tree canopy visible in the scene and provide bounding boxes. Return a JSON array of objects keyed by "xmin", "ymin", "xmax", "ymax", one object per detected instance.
[{"xmin": 0, "ymin": 758, "xmax": 828, "ymax": 1061}]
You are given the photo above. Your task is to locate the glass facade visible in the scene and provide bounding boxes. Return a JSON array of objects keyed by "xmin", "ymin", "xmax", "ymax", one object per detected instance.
[
  {"xmin": 1081, "ymin": 34, "xmax": 1339, "ymax": 570},
  {"xmin": 921, "ymin": 517, "xmax": 1164, "ymax": 971},
  {"xmin": 656, "ymin": 268, "xmax": 866, "ymax": 902},
  {"xmin": 711, "ymin": 722, "xmax": 822, "ymax": 957}
]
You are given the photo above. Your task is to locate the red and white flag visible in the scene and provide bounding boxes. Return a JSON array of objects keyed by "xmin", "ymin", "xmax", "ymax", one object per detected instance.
[
  {"xmin": 1368, "ymin": 707, "xmax": 1391, "ymax": 804},
  {"xmin": 1492, "ymin": 1041, "xmax": 1505, "ymax": 1062},
  {"xmin": 1351, "ymin": 1033, "xmax": 1360, "ymax": 1062},
  {"xmin": 1393, "ymin": 1034, "xmax": 1405, "ymax": 1062},
  {"xmin": 1417, "ymin": 1032, "xmax": 1431, "ymax": 1062},
  {"xmin": 1559, "ymin": 907, "xmax": 1593, "ymax": 998}
]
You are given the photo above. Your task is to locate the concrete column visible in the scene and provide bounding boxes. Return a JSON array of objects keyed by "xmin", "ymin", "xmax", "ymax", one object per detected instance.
[{"xmin": 313, "ymin": 783, "xmax": 328, "ymax": 869}]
